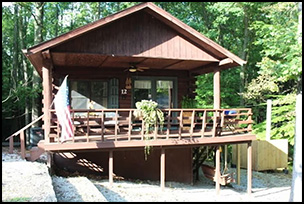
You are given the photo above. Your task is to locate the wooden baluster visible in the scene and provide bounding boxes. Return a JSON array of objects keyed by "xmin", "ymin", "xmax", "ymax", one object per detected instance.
[
  {"xmin": 220, "ymin": 110, "xmax": 225, "ymax": 128},
  {"xmin": 20, "ymin": 130, "xmax": 25, "ymax": 159},
  {"xmin": 166, "ymin": 110, "xmax": 171, "ymax": 139},
  {"xmin": 57, "ymin": 119, "xmax": 60, "ymax": 143},
  {"xmin": 128, "ymin": 110, "xmax": 132, "ymax": 141},
  {"xmin": 212, "ymin": 110, "xmax": 217, "ymax": 137},
  {"xmin": 154, "ymin": 121, "xmax": 157, "ymax": 140},
  {"xmin": 201, "ymin": 110, "xmax": 206, "ymax": 138},
  {"xmin": 114, "ymin": 110, "xmax": 118, "ymax": 141},
  {"xmin": 101, "ymin": 110, "xmax": 104, "ymax": 141},
  {"xmin": 141, "ymin": 117, "xmax": 144, "ymax": 140},
  {"xmin": 86, "ymin": 111, "xmax": 89, "ymax": 142},
  {"xmin": 248, "ymin": 109, "xmax": 252, "ymax": 132},
  {"xmin": 190, "ymin": 110, "xmax": 195, "ymax": 138},
  {"xmin": 179, "ymin": 110, "xmax": 183, "ymax": 139},
  {"xmin": 72, "ymin": 110, "xmax": 75, "ymax": 143}
]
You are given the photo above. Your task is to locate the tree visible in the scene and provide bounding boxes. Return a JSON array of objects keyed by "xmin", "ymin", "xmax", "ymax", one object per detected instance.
[
  {"xmin": 31, "ymin": 2, "xmax": 44, "ymax": 127},
  {"xmin": 243, "ymin": 2, "xmax": 301, "ymax": 162}
]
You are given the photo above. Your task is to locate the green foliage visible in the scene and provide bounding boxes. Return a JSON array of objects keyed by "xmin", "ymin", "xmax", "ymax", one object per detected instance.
[
  {"xmin": 251, "ymin": 2, "xmax": 302, "ymax": 84},
  {"xmin": 181, "ymin": 96, "xmax": 197, "ymax": 108},
  {"xmin": 244, "ymin": 2, "xmax": 300, "ymax": 156},
  {"xmin": 252, "ymin": 93, "xmax": 296, "ymax": 146},
  {"xmin": 135, "ymin": 100, "xmax": 164, "ymax": 160},
  {"xmin": 271, "ymin": 94, "xmax": 296, "ymax": 145},
  {"xmin": 195, "ymin": 69, "xmax": 242, "ymax": 109},
  {"xmin": 5, "ymin": 197, "xmax": 31, "ymax": 202}
]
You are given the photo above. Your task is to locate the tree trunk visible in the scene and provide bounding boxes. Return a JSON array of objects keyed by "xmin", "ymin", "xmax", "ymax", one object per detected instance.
[
  {"xmin": 297, "ymin": 2, "xmax": 302, "ymax": 94},
  {"xmin": 32, "ymin": 2, "xmax": 44, "ymax": 128},
  {"xmin": 70, "ymin": 2, "xmax": 74, "ymax": 30},
  {"xmin": 55, "ymin": 3, "xmax": 59, "ymax": 36},
  {"xmin": 240, "ymin": 5, "xmax": 249, "ymax": 107},
  {"xmin": 19, "ymin": 6, "xmax": 31, "ymax": 146},
  {"xmin": 289, "ymin": 93, "xmax": 302, "ymax": 201},
  {"xmin": 290, "ymin": 3, "xmax": 302, "ymax": 201},
  {"xmin": 13, "ymin": 4, "xmax": 19, "ymax": 90},
  {"xmin": 98, "ymin": 2, "xmax": 101, "ymax": 19}
]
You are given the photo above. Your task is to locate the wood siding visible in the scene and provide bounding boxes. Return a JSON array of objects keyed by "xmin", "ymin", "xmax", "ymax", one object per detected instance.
[
  {"xmin": 51, "ymin": 11, "xmax": 218, "ymax": 63},
  {"xmin": 53, "ymin": 67, "xmax": 192, "ymax": 108}
]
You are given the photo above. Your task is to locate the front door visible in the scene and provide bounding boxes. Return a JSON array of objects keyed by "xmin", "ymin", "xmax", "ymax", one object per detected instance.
[{"xmin": 132, "ymin": 77, "xmax": 177, "ymax": 109}]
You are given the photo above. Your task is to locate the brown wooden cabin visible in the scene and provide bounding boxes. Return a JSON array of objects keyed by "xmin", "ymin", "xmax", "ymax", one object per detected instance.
[{"xmin": 21, "ymin": 2, "xmax": 256, "ymax": 194}]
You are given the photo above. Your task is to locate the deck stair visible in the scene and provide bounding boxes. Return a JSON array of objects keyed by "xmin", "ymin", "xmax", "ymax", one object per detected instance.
[{"xmin": 26, "ymin": 141, "xmax": 45, "ymax": 162}]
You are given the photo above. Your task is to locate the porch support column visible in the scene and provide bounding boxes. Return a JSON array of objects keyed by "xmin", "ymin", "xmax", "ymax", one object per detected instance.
[
  {"xmin": 213, "ymin": 67, "xmax": 220, "ymax": 109},
  {"xmin": 109, "ymin": 150, "xmax": 113, "ymax": 187},
  {"xmin": 215, "ymin": 145, "xmax": 221, "ymax": 195},
  {"xmin": 160, "ymin": 148, "xmax": 166, "ymax": 190},
  {"xmin": 42, "ymin": 52, "xmax": 53, "ymax": 143},
  {"xmin": 247, "ymin": 141, "xmax": 252, "ymax": 194},
  {"xmin": 236, "ymin": 144, "xmax": 241, "ymax": 185}
]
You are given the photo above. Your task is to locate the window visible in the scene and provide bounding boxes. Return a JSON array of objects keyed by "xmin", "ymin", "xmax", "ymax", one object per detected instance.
[{"xmin": 70, "ymin": 80, "xmax": 108, "ymax": 109}]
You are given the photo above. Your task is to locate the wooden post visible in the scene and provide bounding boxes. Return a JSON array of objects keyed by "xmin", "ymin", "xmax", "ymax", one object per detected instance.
[
  {"xmin": 128, "ymin": 110, "xmax": 132, "ymax": 141},
  {"xmin": 160, "ymin": 148, "xmax": 166, "ymax": 190},
  {"xmin": 247, "ymin": 141, "xmax": 252, "ymax": 194},
  {"xmin": 266, "ymin": 99, "xmax": 272, "ymax": 141},
  {"xmin": 237, "ymin": 144, "xmax": 241, "ymax": 185},
  {"xmin": 213, "ymin": 67, "xmax": 220, "ymax": 109},
  {"xmin": 20, "ymin": 130, "xmax": 25, "ymax": 159},
  {"xmin": 109, "ymin": 150, "xmax": 113, "ymax": 187},
  {"xmin": 215, "ymin": 145, "xmax": 221, "ymax": 195},
  {"xmin": 9, "ymin": 137, "xmax": 13, "ymax": 154},
  {"xmin": 166, "ymin": 110, "xmax": 171, "ymax": 139},
  {"xmin": 42, "ymin": 56, "xmax": 53, "ymax": 144},
  {"xmin": 213, "ymin": 66, "xmax": 221, "ymax": 195},
  {"xmin": 47, "ymin": 152, "xmax": 54, "ymax": 175},
  {"xmin": 213, "ymin": 66, "xmax": 221, "ymax": 194},
  {"xmin": 224, "ymin": 145, "xmax": 228, "ymax": 173},
  {"xmin": 101, "ymin": 110, "xmax": 104, "ymax": 141}
]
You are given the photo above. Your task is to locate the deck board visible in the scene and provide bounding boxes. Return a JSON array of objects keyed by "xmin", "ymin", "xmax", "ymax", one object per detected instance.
[{"xmin": 43, "ymin": 134, "xmax": 256, "ymax": 151}]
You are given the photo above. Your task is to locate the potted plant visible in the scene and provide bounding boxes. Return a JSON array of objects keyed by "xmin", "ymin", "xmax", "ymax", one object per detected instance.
[{"xmin": 134, "ymin": 100, "xmax": 164, "ymax": 160}]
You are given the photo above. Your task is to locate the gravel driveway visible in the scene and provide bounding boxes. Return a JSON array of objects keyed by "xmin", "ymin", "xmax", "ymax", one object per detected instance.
[{"xmin": 2, "ymin": 147, "xmax": 293, "ymax": 202}]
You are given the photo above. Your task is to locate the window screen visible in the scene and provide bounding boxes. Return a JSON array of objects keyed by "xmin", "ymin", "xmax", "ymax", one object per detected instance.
[{"xmin": 70, "ymin": 81, "xmax": 108, "ymax": 110}]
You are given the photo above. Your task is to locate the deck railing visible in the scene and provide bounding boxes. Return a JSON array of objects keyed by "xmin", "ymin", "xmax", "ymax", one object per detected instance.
[
  {"xmin": 48, "ymin": 108, "xmax": 253, "ymax": 144},
  {"xmin": 5, "ymin": 114, "xmax": 44, "ymax": 159}
]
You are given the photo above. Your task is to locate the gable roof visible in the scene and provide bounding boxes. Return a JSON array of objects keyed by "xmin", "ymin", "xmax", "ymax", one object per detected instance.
[{"xmin": 24, "ymin": 2, "xmax": 246, "ymax": 76}]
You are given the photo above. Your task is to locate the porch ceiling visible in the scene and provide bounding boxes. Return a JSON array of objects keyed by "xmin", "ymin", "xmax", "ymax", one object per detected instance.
[{"xmin": 50, "ymin": 52, "xmax": 213, "ymax": 71}]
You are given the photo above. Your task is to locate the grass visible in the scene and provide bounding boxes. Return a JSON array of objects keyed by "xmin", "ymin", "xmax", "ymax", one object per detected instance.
[{"xmin": 5, "ymin": 197, "xmax": 31, "ymax": 202}]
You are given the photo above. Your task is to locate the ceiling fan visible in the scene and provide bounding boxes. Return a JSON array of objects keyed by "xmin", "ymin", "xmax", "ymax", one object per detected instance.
[{"xmin": 124, "ymin": 62, "xmax": 150, "ymax": 72}]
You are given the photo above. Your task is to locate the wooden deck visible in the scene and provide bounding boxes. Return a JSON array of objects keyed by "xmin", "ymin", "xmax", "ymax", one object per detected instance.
[{"xmin": 44, "ymin": 108, "xmax": 255, "ymax": 151}]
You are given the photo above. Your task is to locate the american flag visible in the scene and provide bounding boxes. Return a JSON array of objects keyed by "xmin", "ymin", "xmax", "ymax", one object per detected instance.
[{"xmin": 54, "ymin": 75, "xmax": 74, "ymax": 142}]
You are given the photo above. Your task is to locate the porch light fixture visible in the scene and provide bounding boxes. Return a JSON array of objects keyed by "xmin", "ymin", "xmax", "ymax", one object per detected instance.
[{"xmin": 129, "ymin": 66, "xmax": 137, "ymax": 72}]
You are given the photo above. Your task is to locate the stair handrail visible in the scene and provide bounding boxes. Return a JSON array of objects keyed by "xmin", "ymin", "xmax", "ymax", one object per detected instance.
[{"xmin": 5, "ymin": 114, "xmax": 44, "ymax": 159}]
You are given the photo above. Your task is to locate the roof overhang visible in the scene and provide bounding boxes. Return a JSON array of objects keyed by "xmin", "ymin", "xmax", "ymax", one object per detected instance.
[{"xmin": 23, "ymin": 2, "xmax": 246, "ymax": 77}]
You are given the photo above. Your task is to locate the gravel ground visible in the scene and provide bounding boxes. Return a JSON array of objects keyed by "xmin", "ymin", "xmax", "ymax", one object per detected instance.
[
  {"xmin": 2, "ymin": 147, "xmax": 293, "ymax": 202},
  {"xmin": 2, "ymin": 148, "xmax": 56, "ymax": 202}
]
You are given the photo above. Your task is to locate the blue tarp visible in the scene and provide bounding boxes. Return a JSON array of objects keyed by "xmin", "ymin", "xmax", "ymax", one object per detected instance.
[{"xmin": 224, "ymin": 110, "xmax": 237, "ymax": 115}]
